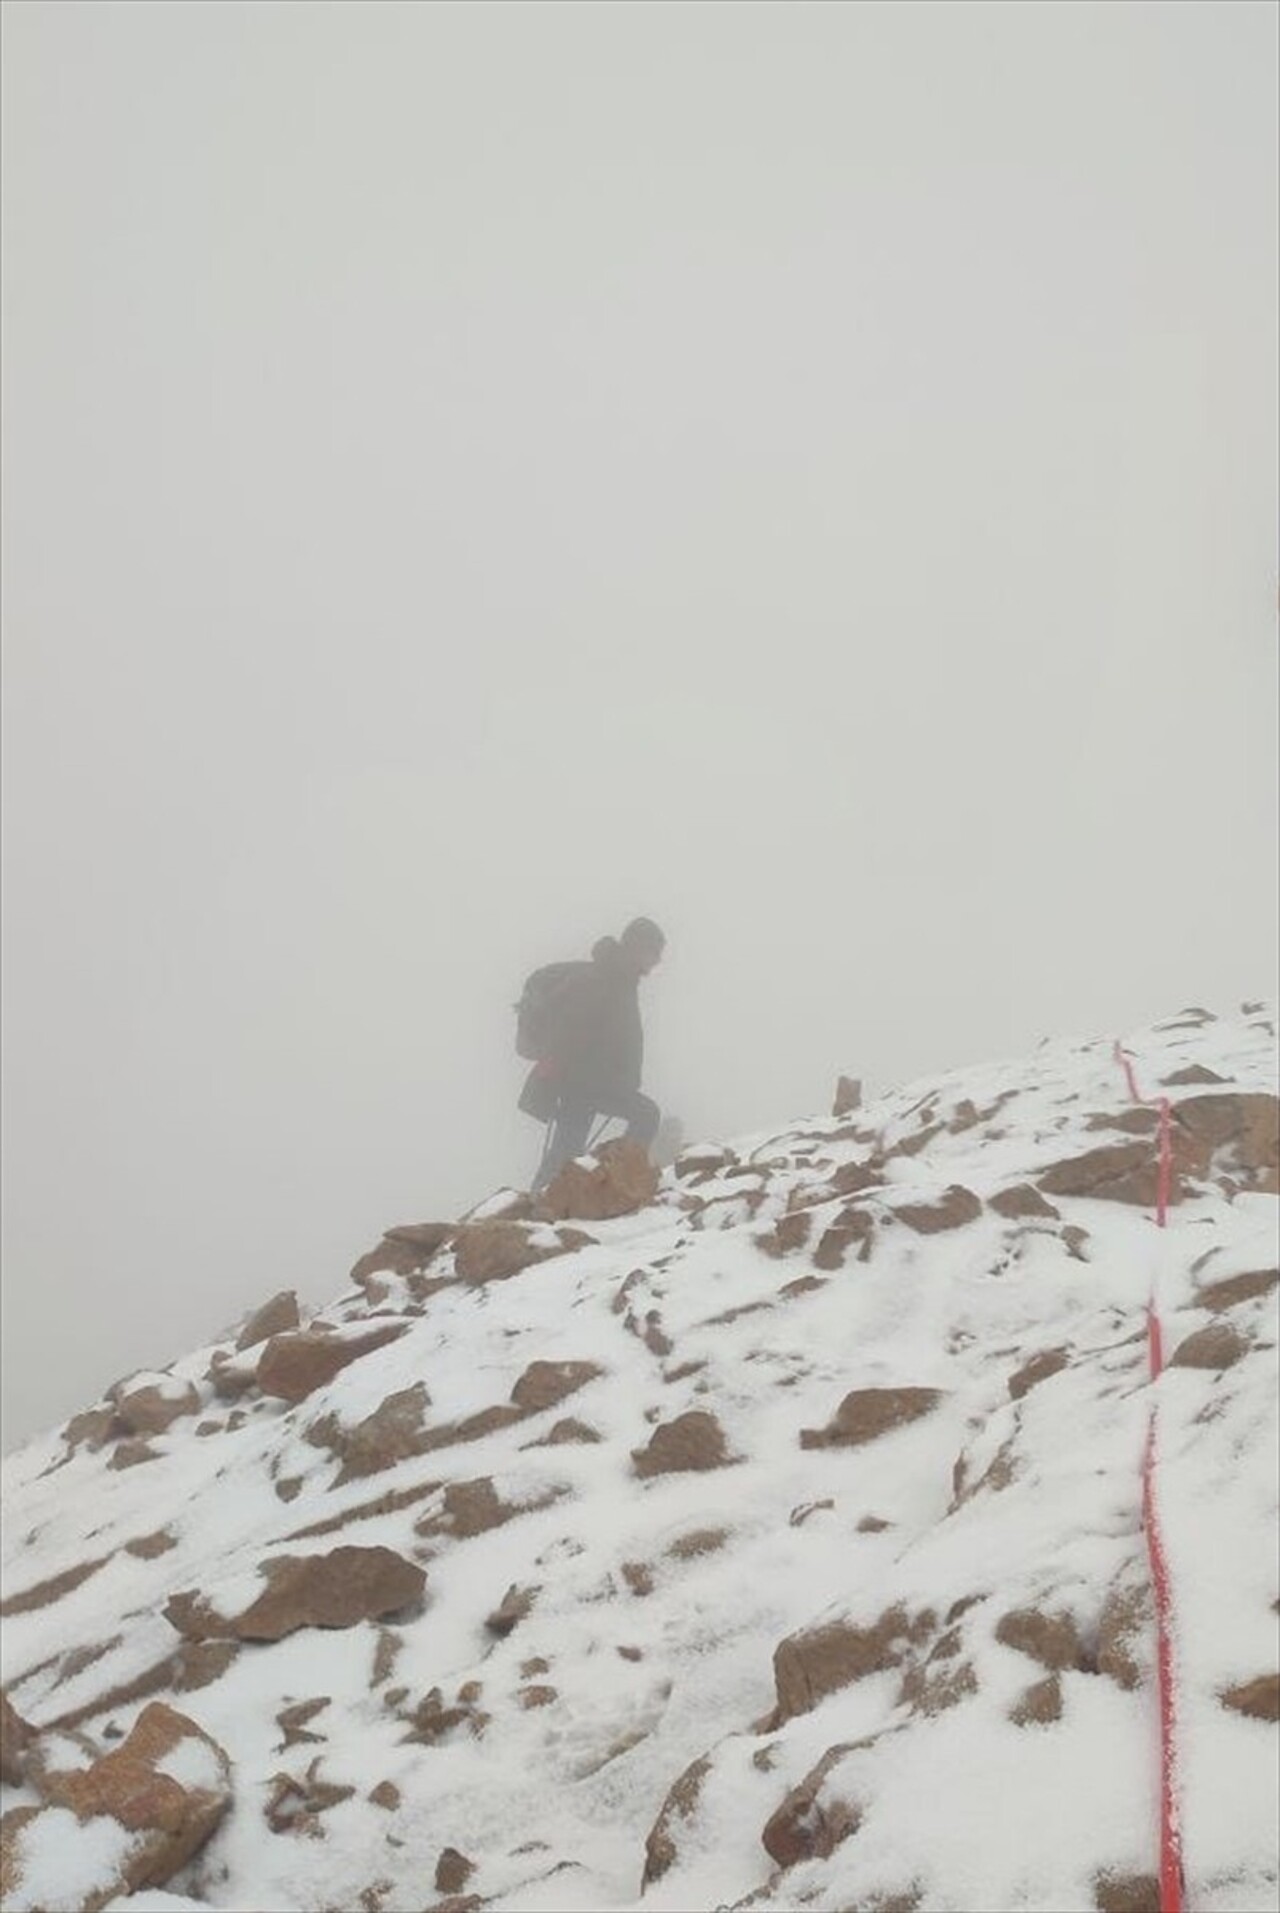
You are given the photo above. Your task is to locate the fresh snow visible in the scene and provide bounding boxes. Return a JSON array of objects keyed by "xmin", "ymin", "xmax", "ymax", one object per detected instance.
[{"xmin": 1, "ymin": 1005, "xmax": 1276, "ymax": 1913}]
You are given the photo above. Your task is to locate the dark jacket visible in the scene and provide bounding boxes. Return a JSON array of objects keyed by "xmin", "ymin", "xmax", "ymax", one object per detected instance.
[{"xmin": 553, "ymin": 937, "xmax": 644, "ymax": 1096}]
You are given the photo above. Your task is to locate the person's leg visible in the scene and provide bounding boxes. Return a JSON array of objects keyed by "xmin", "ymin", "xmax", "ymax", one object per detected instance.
[
  {"xmin": 534, "ymin": 1090, "xmax": 595, "ymax": 1191},
  {"xmin": 591, "ymin": 1087, "xmax": 660, "ymax": 1150}
]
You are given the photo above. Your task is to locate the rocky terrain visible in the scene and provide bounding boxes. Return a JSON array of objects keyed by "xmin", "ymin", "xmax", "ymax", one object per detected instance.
[{"xmin": 1, "ymin": 1005, "xmax": 1276, "ymax": 1913}]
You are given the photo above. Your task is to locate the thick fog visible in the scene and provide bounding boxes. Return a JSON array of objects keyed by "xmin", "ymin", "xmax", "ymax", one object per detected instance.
[{"xmin": 2, "ymin": 0, "xmax": 1276, "ymax": 1452}]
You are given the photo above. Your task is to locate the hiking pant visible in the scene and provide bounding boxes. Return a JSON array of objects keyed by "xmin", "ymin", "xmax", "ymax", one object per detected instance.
[{"xmin": 535, "ymin": 1084, "xmax": 661, "ymax": 1192}]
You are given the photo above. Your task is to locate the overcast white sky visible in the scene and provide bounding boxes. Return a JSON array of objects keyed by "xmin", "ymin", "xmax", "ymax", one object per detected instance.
[{"xmin": 2, "ymin": 0, "xmax": 1276, "ymax": 1453}]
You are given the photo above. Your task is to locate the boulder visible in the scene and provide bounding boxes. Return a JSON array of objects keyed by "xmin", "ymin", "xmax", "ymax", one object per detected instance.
[
  {"xmin": 325, "ymin": 1383, "xmax": 433, "ymax": 1484},
  {"xmin": 1173, "ymin": 1091, "xmax": 1278, "ymax": 1189},
  {"xmin": 509, "ymin": 1360, "xmax": 603, "ymax": 1414},
  {"xmin": 351, "ymin": 1222, "xmax": 454, "ymax": 1288},
  {"xmin": 1009, "ymin": 1673, "xmax": 1063, "ymax": 1726},
  {"xmin": 995, "ymin": 1606, "xmax": 1087, "ymax": 1671},
  {"xmin": 415, "ymin": 1477, "xmax": 561, "ymax": 1541},
  {"xmin": 832, "ymin": 1075, "xmax": 863, "ymax": 1117},
  {"xmin": 894, "ymin": 1185, "xmax": 982, "ymax": 1234},
  {"xmin": 641, "ymin": 1752, "xmax": 712, "ymax": 1886},
  {"xmin": 256, "ymin": 1322, "xmax": 407, "ymax": 1403},
  {"xmin": 235, "ymin": 1288, "xmax": 300, "ymax": 1350},
  {"xmin": 453, "ymin": 1221, "xmax": 589, "ymax": 1286},
  {"xmin": 1008, "ymin": 1347, "xmax": 1069, "ymax": 1401},
  {"xmin": 632, "ymin": 1410, "xmax": 731, "ymax": 1478},
  {"xmin": 33, "ymin": 1701, "xmax": 230, "ymax": 1906},
  {"xmin": 1169, "ymin": 1321, "xmax": 1247, "ymax": 1371},
  {"xmin": 801, "ymin": 1387, "xmax": 942, "ymax": 1449},
  {"xmin": 773, "ymin": 1606, "xmax": 926, "ymax": 1723},
  {"xmin": 0, "ymin": 1692, "xmax": 32, "ymax": 1786},
  {"xmin": 165, "ymin": 1545, "xmax": 424, "ymax": 1642},
  {"xmin": 989, "ymin": 1183, "xmax": 1060, "ymax": 1221},
  {"xmin": 1221, "ymin": 1673, "xmax": 1279, "ymax": 1721},
  {"xmin": 1097, "ymin": 1577, "xmax": 1150, "ymax": 1690},
  {"xmin": 762, "ymin": 1743, "xmax": 861, "ymax": 1867},
  {"xmin": 436, "ymin": 1848, "xmax": 476, "ymax": 1893},
  {"xmin": 110, "ymin": 1376, "xmax": 201, "ymax": 1438},
  {"xmin": 1037, "ymin": 1141, "xmax": 1175, "ymax": 1208},
  {"xmin": 537, "ymin": 1139, "xmax": 659, "ymax": 1222},
  {"xmin": 1194, "ymin": 1267, "xmax": 1278, "ymax": 1312},
  {"xmin": 814, "ymin": 1203, "xmax": 876, "ymax": 1269}
]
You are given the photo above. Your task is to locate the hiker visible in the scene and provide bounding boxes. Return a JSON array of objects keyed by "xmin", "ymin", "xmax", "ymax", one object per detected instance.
[{"xmin": 516, "ymin": 918, "xmax": 665, "ymax": 1192}]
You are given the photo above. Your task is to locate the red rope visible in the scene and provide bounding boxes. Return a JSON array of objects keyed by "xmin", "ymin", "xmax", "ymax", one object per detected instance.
[{"xmin": 1113, "ymin": 1041, "xmax": 1184, "ymax": 1912}]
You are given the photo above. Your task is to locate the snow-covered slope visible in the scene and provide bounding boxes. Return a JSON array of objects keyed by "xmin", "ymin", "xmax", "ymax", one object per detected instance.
[{"xmin": 2, "ymin": 1006, "xmax": 1277, "ymax": 1913}]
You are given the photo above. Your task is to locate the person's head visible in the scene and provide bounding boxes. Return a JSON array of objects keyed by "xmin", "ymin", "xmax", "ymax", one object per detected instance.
[{"xmin": 619, "ymin": 916, "xmax": 665, "ymax": 976}]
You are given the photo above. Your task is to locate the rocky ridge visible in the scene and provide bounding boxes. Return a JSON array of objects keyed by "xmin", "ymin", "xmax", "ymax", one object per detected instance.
[{"xmin": 0, "ymin": 1005, "xmax": 1276, "ymax": 1913}]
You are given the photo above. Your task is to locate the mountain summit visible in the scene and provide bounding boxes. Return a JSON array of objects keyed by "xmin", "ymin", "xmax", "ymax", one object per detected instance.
[{"xmin": 2, "ymin": 1006, "xmax": 1276, "ymax": 1913}]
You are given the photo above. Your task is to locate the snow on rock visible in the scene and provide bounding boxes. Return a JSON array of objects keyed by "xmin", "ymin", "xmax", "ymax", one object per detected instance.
[{"xmin": 1, "ymin": 1005, "xmax": 1276, "ymax": 1913}]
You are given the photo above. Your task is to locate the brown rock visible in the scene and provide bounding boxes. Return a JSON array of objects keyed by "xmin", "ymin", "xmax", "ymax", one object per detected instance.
[
  {"xmin": 236, "ymin": 1288, "xmax": 300, "ymax": 1350},
  {"xmin": 1173, "ymin": 1091, "xmax": 1278, "ymax": 1185},
  {"xmin": 111, "ymin": 1377, "xmax": 201, "ymax": 1438},
  {"xmin": 1169, "ymin": 1321, "xmax": 1247, "ymax": 1370},
  {"xmin": 330, "ymin": 1383, "xmax": 433, "ymax": 1484},
  {"xmin": 256, "ymin": 1323, "xmax": 407, "ymax": 1404},
  {"xmin": 833, "ymin": 1076, "xmax": 863, "ymax": 1117},
  {"xmin": 1095, "ymin": 1872, "xmax": 1161, "ymax": 1913},
  {"xmin": 1195, "ymin": 1267, "xmax": 1278, "ymax": 1312},
  {"xmin": 1097, "ymin": 1578, "xmax": 1150, "ymax": 1691},
  {"xmin": 124, "ymin": 1530, "xmax": 178, "ymax": 1561},
  {"xmin": 897, "ymin": 1656, "xmax": 978, "ymax": 1716},
  {"xmin": 369, "ymin": 1779, "xmax": 400, "ymax": 1810},
  {"xmin": 537, "ymin": 1138, "xmax": 660, "ymax": 1221},
  {"xmin": 173, "ymin": 1639, "xmax": 239, "ymax": 1693},
  {"xmin": 632, "ymin": 1409, "xmax": 731, "ymax": 1478},
  {"xmin": 1009, "ymin": 1673, "xmax": 1063, "ymax": 1726},
  {"xmin": 995, "ymin": 1607, "xmax": 1086, "ymax": 1671},
  {"xmin": 1163, "ymin": 1064, "xmax": 1227, "ymax": 1086},
  {"xmin": 801, "ymin": 1387, "xmax": 942, "ymax": 1449},
  {"xmin": 454, "ymin": 1221, "xmax": 556, "ymax": 1285},
  {"xmin": 166, "ymin": 1546, "xmax": 424, "ymax": 1642},
  {"xmin": 41, "ymin": 1701, "xmax": 230, "ymax": 1897},
  {"xmin": 485, "ymin": 1584, "xmax": 539, "ymax": 1637},
  {"xmin": 762, "ymin": 1742, "xmax": 861, "ymax": 1867},
  {"xmin": 773, "ymin": 1607, "xmax": 924, "ymax": 1723},
  {"xmin": 525, "ymin": 1416, "xmax": 602, "ymax": 1447},
  {"xmin": 0, "ymin": 1555, "xmax": 111, "ymax": 1619},
  {"xmin": 416, "ymin": 1476, "xmax": 561, "ymax": 1541},
  {"xmin": 206, "ymin": 1350, "xmax": 259, "ymax": 1402},
  {"xmin": 62, "ymin": 1405, "xmax": 121, "ymax": 1453},
  {"xmin": 510, "ymin": 1360, "xmax": 603, "ymax": 1414},
  {"xmin": 351, "ymin": 1223, "xmax": 453, "ymax": 1288},
  {"xmin": 668, "ymin": 1528, "xmax": 729, "ymax": 1560},
  {"xmin": 436, "ymin": 1848, "xmax": 475, "ymax": 1893},
  {"xmin": 989, "ymin": 1183, "xmax": 1060, "ymax": 1220},
  {"xmin": 642, "ymin": 1752, "xmax": 712, "ymax": 1886},
  {"xmin": 518, "ymin": 1685, "xmax": 557, "ymax": 1709},
  {"xmin": 755, "ymin": 1210, "xmax": 813, "ymax": 1258},
  {"xmin": 264, "ymin": 1757, "xmax": 355, "ymax": 1832},
  {"xmin": 1008, "ymin": 1347, "xmax": 1069, "ymax": 1401},
  {"xmin": 894, "ymin": 1185, "xmax": 982, "ymax": 1233},
  {"xmin": 622, "ymin": 1561, "xmax": 655, "ymax": 1597},
  {"xmin": 1037, "ymin": 1141, "xmax": 1175, "ymax": 1208},
  {"xmin": 275, "ymin": 1697, "xmax": 331, "ymax": 1750},
  {"xmin": 0, "ymin": 1692, "xmax": 32, "ymax": 1786},
  {"xmin": 1221, "ymin": 1673, "xmax": 1279, "ymax": 1721},
  {"xmin": 814, "ymin": 1203, "xmax": 876, "ymax": 1269},
  {"xmin": 107, "ymin": 1438, "xmax": 160, "ymax": 1470}
]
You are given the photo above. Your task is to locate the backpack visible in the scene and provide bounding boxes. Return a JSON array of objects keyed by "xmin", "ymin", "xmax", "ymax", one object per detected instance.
[{"xmin": 514, "ymin": 961, "xmax": 585, "ymax": 1063}]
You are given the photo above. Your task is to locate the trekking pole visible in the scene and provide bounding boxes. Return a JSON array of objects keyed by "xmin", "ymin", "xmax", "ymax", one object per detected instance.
[{"xmin": 534, "ymin": 1100, "xmax": 561, "ymax": 1193}]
